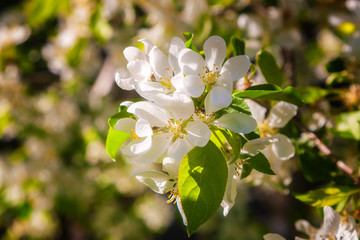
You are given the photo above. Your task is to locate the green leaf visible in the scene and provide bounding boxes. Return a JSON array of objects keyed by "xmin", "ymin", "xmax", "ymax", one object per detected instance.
[
  {"xmin": 256, "ymin": 50, "xmax": 284, "ymax": 86},
  {"xmin": 105, "ymin": 128, "xmax": 130, "ymax": 161},
  {"xmin": 182, "ymin": 32, "xmax": 198, "ymax": 52},
  {"xmin": 325, "ymin": 57, "xmax": 346, "ymax": 73},
  {"xmin": 216, "ymin": 94, "xmax": 252, "ymax": 118},
  {"xmin": 231, "ymin": 36, "xmax": 245, "ymax": 56},
  {"xmin": 108, "ymin": 111, "xmax": 134, "ymax": 129},
  {"xmin": 250, "ymin": 152, "xmax": 275, "ymax": 175},
  {"xmin": 240, "ymin": 163, "xmax": 252, "ymax": 179},
  {"xmin": 89, "ymin": 7, "xmax": 113, "ymax": 43},
  {"xmin": 178, "ymin": 141, "xmax": 228, "ymax": 236},
  {"xmin": 294, "ymin": 186, "xmax": 360, "ymax": 207},
  {"xmin": 297, "ymin": 87, "xmax": 329, "ymax": 104},
  {"xmin": 26, "ymin": 0, "xmax": 69, "ymax": 27},
  {"xmin": 66, "ymin": 38, "xmax": 88, "ymax": 68},
  {"xmin": 233, "ymin": 84, "xmax": 304, "ymax": 107},
  {"xmin": 334, "ymin": 111, "xmax": 360, "ymax": 140}
]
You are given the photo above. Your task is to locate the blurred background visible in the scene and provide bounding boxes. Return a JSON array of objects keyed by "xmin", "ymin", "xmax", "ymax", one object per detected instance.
[{"xmin": 1, "ymin": 0, "xmax": 360, "ymax": 239}]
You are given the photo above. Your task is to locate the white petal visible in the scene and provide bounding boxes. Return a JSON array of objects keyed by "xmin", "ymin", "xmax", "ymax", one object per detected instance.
[
  {"xmin": 120, "ymin": 101, "xmax": 133, "ymax": 108},
  {"xmin": 130, "ymin": 169, "xmax": 173, "ymax": 194},
  {"xmin": 295, "ymin": 220, "xmax": 312, "ymax": 237},
  {"xmin": 138, "ymin": 38, "xmax": 154, "ymax": 56},
  {"xmin": 204, "ymin": 36, "xmax": 226, "ymax": 71},
  {"xmin": 169, "ymin": 92, "xmax": 195, "ymax": 120},
  {"xmin": 149, "ymin": 46, "xmax": 172, "ymax": 79},
  {"xmin": 114, "ymin": 118, "xmax": 136, "ymax": 133},
  {"xmin": 263, "ymin": 233, "xmax": 287, "ymax": 240},
  {"xmin": 135, "ymin": 119, "xmax": 153, "ymax": 137},
  {"xmin": 245, "ymin": 99, "xmax": 267, "ymax": 123},
  {"xmin": 185, "ymin": 120, "xmax": 211, "ymax": 147},
  {"xmin": 127, "ymin": 60, "xmax": 151, "ymax": 81},
  {"xmin": 221, "ymin": 55, "xmax": 250, "ymax": 81},
  {"xmin": 132, "ymin": 133, "xmax": 172, "ymax": 164},
  {"xmin": 178, "ymin": 48, "xmax": 206, "ymax": 76},
  {"xmin": 130, "ymin": 135, "xmax": 152, "ymax": 155},
  {"xmin": 123, "ymin": 46, "xmax": 146, "ymax": 62},
  {"xmin": 221, "ymin": 164, "xmax": 237, "ymax": 216},
  {"xmin": 128, "ymin": 101, "xmax": 170, "ymax": 127},
  {"xmin": 115, "ymin": 70, "xmax": 135, "ymax": 90},
  {"xmin": 169, "ymin": 37, "xmax": 186, "ymax": 74},
  {"xmin": 216, "ymin": 71, "xmax": 233, "ymax": 93},
  {"xmin": 167, "ymin": 138, "xmax": 194, "ymax": 161},
  {"xmin": 241, "ymin": 137, "xmax": 279, "ymax": 156},
  {"xmin": 183, "ymin": 75, "xmax": 205, "ymax": 98},
  {"xmin": 162, "ymin": 157, "xmax": 180, "ymax": 177},
  {"xmin": 267, "ymin": 101, "xmax": 297, "ymax": 128},
  {"xmin": 204, "ymin": 86, "xmax": 232, "ymax": 114},
  {"xmin": 134, "ymin": 81, "xmax": 168, "ymax": 102},
  {"xmin": 271, "ymin": 133, "xmax": 295, "ymax": 160},
  {"xmin": 214, "ymin": 113, "xmax": 257, "ymax": 134},
  {"xmin": 176, "ymin": 197, "xmax": 187, "ymax": 226},
  {"xmin": 171, "ymin": 73, "xmax": 188, "ymax": 94},
  {"xmin": 317, "ymin": 206, "xmax": 341, "ymax": 239}
]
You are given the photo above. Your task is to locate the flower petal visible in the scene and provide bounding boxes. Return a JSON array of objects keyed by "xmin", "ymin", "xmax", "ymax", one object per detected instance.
[
  {"xmin": 167, "ymin": 138, "xmax": 194, "ymax": 161},
  {"xmin": 178, "ymin": 48, "xmax": 206, "ymax": 76},
  {"xmin": 128, "ymin": 101, "xmax": 170, "ymax": 127},
  {"xmin": 204, "ymin": 86, "xmax": 232, "ymax": 114},
  {"xmin": 138, "ymin": 38, "xmax": 154, "ymax": 56},
  {"xmin": 267, "ymin": 101, "xmax": 297, "ymax": 128},
  {"xmin": 162, "ymin": 157, "xmax": 180, "ymax": 177},
  {"xmin": 216, "ymin": 71, "xmax": 233, "ymax": 93},
  {"xmin": 316, "ymin": 206, "xmax": 341, "ymax": 239},
  {"xmin": 241, "ymin": 137, "xmax": 279, "ymax": 156},
  {"xmin": 203, "ymin": 35, "xmax": 226, "ymax": 71},
  {"xmin": 185, "ymin": 120, "xmax": 211, "ymax": 147},
  {"xmin": 149, "ymin": 46, "xmax": 172, "ymax": 79},
  {"xmin": 121, "ymin": 135, "xmax": 152, "ymax": 157},
  {"xmin": 123, "ymin": 46, "xmax": 146, "ymax": 62},
  {"xmin": 114, "ymin": 118, "xmax": 136, "ymax": 133},
  {"xmin": 127, "ymin": 60, "xmax": 151, "ymax": 82},
  {"xmin": 130, "ymin": 169, "xmax": 173, "ymax": 194},
  {"xmin": 263, "ymin": 233, "xmax": 287, "ymax": 240},
  {"xmin": 135, "ymin": 119, "xmax": 153, "ymax": 137},
  {"xmin": 176, "ymin": 197, "xmax": 187, "ymax": 226},
  {"xmin": 115, "ymin": 70, "xmax": 135, "ymax": 90},
  {"xmin": 214, "ymin": 112, "xmax": 257, "ymax": 134},
  {"xmin": 134, "ymin": 81, "xmax": 168, "ymax": 102},
  {"xmin": 221, "ymin": 55, "xmax": 250, "ymax": 81},
  {"xmin": 183, "ymin": 74, "xmax": 205, "ymax": 98},
  {"xmin": 169, "ymin": 37, "xmax": 186, "ymax": 74},
  {"xmin": 132, "ymin": 133, "xmax": 172, "ymax": 164},
  {"xmin": 171, "ymin": 73, "xmax": 189, "ymax": 94},
  {"xmin": 271, "ymin": 133, "xmax": 295, "ymax": 160},
  {"xmin": 245, "ymin": 99, "xmax": 267, "ymax": 123},
  {"xmin": 221, "ymin": 164, "xmax": 237, "ymax": 216}
]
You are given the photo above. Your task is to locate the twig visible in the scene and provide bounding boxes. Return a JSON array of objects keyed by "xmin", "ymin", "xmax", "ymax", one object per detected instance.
[{"xmin": 294, "ymin": 119, "xmax": 359, "ymax": 185}]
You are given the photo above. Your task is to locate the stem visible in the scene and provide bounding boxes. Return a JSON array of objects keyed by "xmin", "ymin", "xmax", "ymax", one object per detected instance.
[{"xmin": 294, "ymin": 119, "xmax": 360, "ymax": 185}]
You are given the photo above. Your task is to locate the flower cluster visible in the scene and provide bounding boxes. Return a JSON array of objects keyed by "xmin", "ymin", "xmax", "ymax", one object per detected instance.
[{"xmin": 113, "ymin": 36, "xmax": 262, "ymax": 217}]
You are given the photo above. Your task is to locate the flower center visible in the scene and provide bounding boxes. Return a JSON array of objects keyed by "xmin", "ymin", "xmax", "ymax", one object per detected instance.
[
  {"xmin": 167, "ymin": 188, "xmax": 179, "ymax": 204},
  {"xmin": 258, "ymin": 121, "xmax": 278, "ymax": 137},
  {"xmin": 202, "ymin": 71, "xmax": 220, "ymax": 85},
  {"xmin": 130, "ymin": 129, "xmax": 140, "ymax": 140},
  {"xmin": 167, "ymin": 119, "xmax": 185, "ymax": 141}
]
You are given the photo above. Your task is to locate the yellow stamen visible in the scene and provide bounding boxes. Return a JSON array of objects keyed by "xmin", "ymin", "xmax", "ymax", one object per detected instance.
[{"xmin": 130, "ymin": 129, "xmax": 140, "ymax": 140}]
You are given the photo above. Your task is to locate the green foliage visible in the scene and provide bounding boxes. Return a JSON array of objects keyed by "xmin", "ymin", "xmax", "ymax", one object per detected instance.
[
  {"xmin": 26, "ymin": 0, "xmax": 69, "ymax": 27},
  {"xmin": 182, "ymin": 32, "xmax": 199, "ymax": 52},
  {"xmin": 334, "ymin": 111, "xmax": 360, "ymax": 141},
  {"xmin": 67, "ymin": 38, "xmax": 88, "ymax": 68},
  {"xmin": 297, "ymin": 87, "xmax": 329, "ymax": 104},
  {"xmin": 105, "ymin": 110, "xmax": 133, "ymax": 160},
  {"xmin": 326, "ymin": 57, "xmax": 346, "ymax": 73},
  {"xmin": 90, "ymin": 6, "xmax": 113, "ymax": 43},
  {"xmin": 178, "ymin": 141, "xmax": 228, "ymax": 236},
  {"xmin": 249, "ymin": 152, "xmax": 275, "ymax": 175},
  {"xmin": 294, "ymin": 186, "xmax": 360, "ymax": 207},
  {"xmin": 256, "ymin": 50, "xmax": 284, "ymax": 86},
  {"xmin": 233, "ymin": 84, "xmax": 304, "ymax": 107},
  {"xmin": 231, "ymin": 36, "xmax": 245, "ymax": 56},
  {"xmin": 216, "ymin": 94, "xmax": 252, "ymax": 118}
]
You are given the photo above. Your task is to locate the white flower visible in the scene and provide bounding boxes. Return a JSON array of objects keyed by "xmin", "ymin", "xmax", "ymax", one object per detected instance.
[
  {"xmin": 116, "ymin": 37, "xmax": 187, "ymax": 104},
  {"xmin": 295, "ymin": 206, "xmax": 359, "ymax": 240},
  {"xmin": 178, "ymin": 35, "xmax": 250, "ymax": 114},
  {"xmin": 127, "ymin": 93, "xmax": 211, "ymax": 162},
  {"xmin": 130, "ymin": 157, "xmax": 187, "ymax": 225},
  {"xmin": 246, "ymin": 100, "xmax": 297, "ymax": 161}
]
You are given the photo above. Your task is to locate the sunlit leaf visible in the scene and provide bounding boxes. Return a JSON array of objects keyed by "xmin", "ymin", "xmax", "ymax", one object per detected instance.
[
  {"xmin": 231, "ymin": 36, "xmax": 245, "ymax": 56},
  {"xmin": 256, "ymin": 50, "xmax": 284, "ymax": 86},
  {"xmin": 178, "ymin": 141, "xmax": 227, "ymax": 236},
  {"xmin": 334, "ymin": 111, "xmax": 360, "ymax": 141},
  {"xmin": 250, "ymin": 152, "xmax": 275, "ymax": 175}
]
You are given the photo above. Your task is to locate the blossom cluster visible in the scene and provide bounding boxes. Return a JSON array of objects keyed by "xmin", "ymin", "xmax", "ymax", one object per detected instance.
[{"xmin": 112, "ymin": 35, "xmax": 298, "ymax": 225}]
